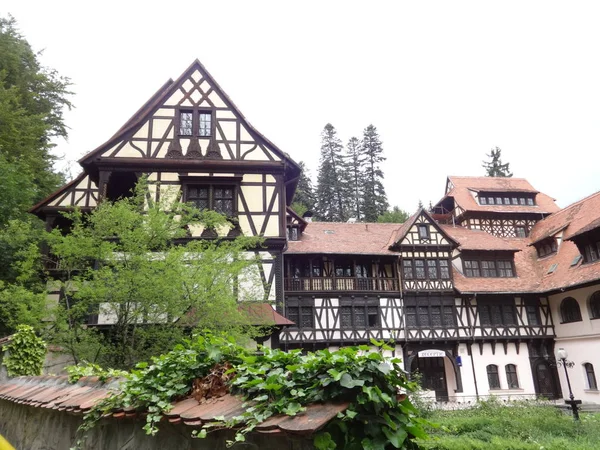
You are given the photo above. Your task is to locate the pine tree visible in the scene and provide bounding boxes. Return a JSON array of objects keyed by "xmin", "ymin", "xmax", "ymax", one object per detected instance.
[
  {"xmin": 482, "ymin": 147, "xmax": 513, "ymax": 177},
  {"xmin": 315, "ymin": 124, "xmax": 348, "ymax": 221},
  {"xmin": 359, "ymin": 125, "xmax": 389, "ymax": 222},
  {"xmin": 291, "ymin": 161, "xmax": 316, "ymax": 216},
  {"xmin": 345, "ymin": 136, "xmax": 364, "ymax": 221},
  {"xmin": 417, "ymin": 200, "xmax": 424, "ymax": 211}
]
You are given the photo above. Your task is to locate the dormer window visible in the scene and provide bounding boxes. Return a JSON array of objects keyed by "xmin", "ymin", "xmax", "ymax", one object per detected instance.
[
  {"xmin": 477, "ymin": 193, "xmax": 536, "ymax": 206},
  {"xmin": 536, "ymin": 238, "xmax": 558, "ymax": 258},
  {"xmin": 177, "ymin": 109, "xmax": 213, "ymax": 137},
  {"xmin": 287, "ymin": 226, "xmax": 300, "ymax": 241},
  {"xmin": 463, "ymin": 254, "xmax": 515, "ymax": 278},
  {"xmin": 418, "ymin": 224, "xmax": 430, "ymax": 240}
]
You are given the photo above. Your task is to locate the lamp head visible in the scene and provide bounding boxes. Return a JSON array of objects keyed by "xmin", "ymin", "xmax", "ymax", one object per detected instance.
[{"xmin": 557, "ymin": 348, "xmax": 568, "ymax": 360}]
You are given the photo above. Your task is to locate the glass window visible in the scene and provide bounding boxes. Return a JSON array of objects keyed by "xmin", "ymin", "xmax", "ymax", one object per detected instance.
[
  {"xmin": 560, "ymin": 297, "xmax": 582, "ymax": 323},
  {"xmin": 287, "ymin": 306, "xmax": 299, "ymax": 325},
  {"xmin": 585, "ymin": 363, "xmax": 598, "ymax": 390},
  {"xmin": 525, "ymin": 300, "xmax": 541, "ymax": 325},
  {"xmin": 519, "ymin": 198, "xmax": 526, "ymax": 205},
  {"xmin": 464, "ymin": 260, "xmax": 480, "ymax": 277},
  {"xmin": 213, "ymin": 186, "xmax": 234, "ymax": 216},
  {"xmin": 418, "ymin": 224, "xmax": 430, "ymax": 239},
  {"xmin": 504, "ymin": 197, "xmax": 511, "ymax": 205},
  {"xmin": 488, "ymin": 197, "xmax": 494, "ymax": 205},
  {"xmin": 497, "ymin": 260, "xmax": 514, "ymax": 277},
  {"xmin": 515, "ymin": 226, "xmax": 527, "ymax": 238},
  {"xmin": 402, "ymin": 260, "xmax": 413, "ymax": 280},
  {"xmin": 300, "ymin": 306, "xmax": 314, "ymax": 328},
  {"xmin": 481, "ymin": 260, "xmax": 496, "ymax": 277},
  {"xmin": 527, "ymin": 198, "xmax": 534, "ymax": 206},
  {"xmin": 179, "ymin": 111, "xmax": 193, "ymax": 135},
  {"xmin": 480, "ymin": 196, "xmax": 487, "ymax": 205},
  {"xmin": 439, "ymin": 260, "xmax": 450, "ymax": 279},
  {"xmin": 511, "ymin": 197, "xmax": 518, "ymax": 205},
  {"xmin": 198, "ymin": 112, "xmax": 211, "ymax": 137},
  {"xmin": 479, "ymin": 300, "xmax": 516, "ymax": 326},
  {"xmin": 589, "ymin": 291, "xmax": 600, "ymax": 319},
  {"xmin": 427, "ymin": 260, "xmax": 438, "ymax": 279},
  {"xmin": 415, "ymin": 260, "xmax": 426, "ymax": 279},
  {"xmin": 487, "ymin": 365, "xmax": 501, "ymax": 389},
  {"xmin": 496, "ymin": 197, "xmax": 503, "ymax": 205},
  {"xmin": 506, "ymin": 364, "xmax": 519, "ymax": 388}
]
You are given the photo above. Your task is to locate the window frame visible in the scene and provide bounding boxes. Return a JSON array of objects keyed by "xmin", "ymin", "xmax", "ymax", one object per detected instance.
[
  {"xmin": 285, "ymin": 299, "xmax": 315, "ymax": 329},
  {"xmin": 417, "ymin": 224, "xmax": 430, "ymax": 240},
  {"xmin": 478, "ymin": 298, "xmax": 517, "ymax": 326},
  {"xmin": 340, "ymin": 301, "xmax": 380, "ymax": 329},
  {"xmin": 487, "ymin": 364, "xmax": 501, "ymax": 389},
  {"xmin": 176, "ymin": 107, "xmax": 215, "ymax": 138},
  {"xmin": 505, "ymin": 364, "xmax": 519, "ymax": 389},
  {"xmin": 462, "ymin": 254, "xmax": 515, "ymax": 278},
  {"xmin": 402, "ymin": 258, "xmax": 451, "ymax": 281},
  {"xmin": 180, "ymin": 176, "xmax": 240, "ymax": 218},
  {"xmin": 404, "ymin": 296, "xmax": 456, "ymax": 329},
  {"xmin": 560, "ymin": 297, "xmax": 582, "ymax": 323},
  {"xmin": 589, "ymin": 291, "xmax": 600, "ymax": 320},
  {"xmin": 585, "ymin": 363, "xmax": 598, "ymax": 390}
]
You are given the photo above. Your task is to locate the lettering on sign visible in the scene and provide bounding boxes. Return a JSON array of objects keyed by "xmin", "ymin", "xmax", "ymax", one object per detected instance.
[{"xmin": 417, "ymin": 349, "xmax": 446, "ymax": 358}]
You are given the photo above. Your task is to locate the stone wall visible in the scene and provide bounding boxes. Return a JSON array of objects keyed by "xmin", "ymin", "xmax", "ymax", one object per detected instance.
[{"xmin": 0, "ymin": 399, "xmax": 314, "ymax": 450}]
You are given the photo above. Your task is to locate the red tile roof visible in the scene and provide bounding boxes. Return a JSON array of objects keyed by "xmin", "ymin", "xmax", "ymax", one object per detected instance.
[
  {"xmin": 0, "ymin": 376, "xmax": 348, "ymax": 435},
  {"xmin": 286, "ymin": 222, "xmax": 401, "ymax": 255},
  {"xmin": 239, "ymin": 303, "xmax": 295, "ymax": 326},
  {"xmin": 440, "ymin": 225, "xmax": 522, "ymax": 251},
  {"xmin": 443, "ymin": 176, "xmax": 559, "ymax": 215}
]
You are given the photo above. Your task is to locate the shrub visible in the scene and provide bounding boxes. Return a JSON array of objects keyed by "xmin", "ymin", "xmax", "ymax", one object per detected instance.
[{"xmin": 2, "ymin": 324, "xmax": 46, "ymax": 377}]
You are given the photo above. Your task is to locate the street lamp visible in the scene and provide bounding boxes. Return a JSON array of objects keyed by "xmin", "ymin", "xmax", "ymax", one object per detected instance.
[{"xmin": 556, "ymin": 348, "xmax": 580, "ymax": 420}]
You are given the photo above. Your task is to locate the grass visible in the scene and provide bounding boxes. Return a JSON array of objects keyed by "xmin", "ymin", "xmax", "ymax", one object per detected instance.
[{"xmin": 416, "ymin": 399, "xmax": 600, "ymax": 450}]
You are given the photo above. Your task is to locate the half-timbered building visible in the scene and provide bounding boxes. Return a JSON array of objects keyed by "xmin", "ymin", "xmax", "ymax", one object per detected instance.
[{"xmin": 29, "ymin": 60, "xmax": 600, "ymax": 405}]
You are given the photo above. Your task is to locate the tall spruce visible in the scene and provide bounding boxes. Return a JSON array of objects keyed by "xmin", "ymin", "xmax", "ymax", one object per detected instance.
[
  {"xmin": 360, "ymin": 125, "xmax": 389, "ymax": 222},
  {"xmin": 316, "ymin": 124, "xmax": 348, "ymax": 221},
  {"xmin": 345, "ymin": 136, "xmax": 364, "ymax": 220},
  {"xmin": 291, "ymin": 161, "xmax": 316, "ymax": 217},
  {"xmin": 483, "ymin": 147, "xmax": 513, "ymax": 177}
]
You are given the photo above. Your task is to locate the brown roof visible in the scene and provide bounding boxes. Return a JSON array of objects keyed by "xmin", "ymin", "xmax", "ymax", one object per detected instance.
[
  {"xmin": 286, "ymin": 222, "xmax": 402, "ymax": 256},
  {"xmin": 0, "ymin": 376, "xmax": 348, "ymax": 435},
  {"xmin": 239, "ymin": 303, "xmax": 295, "ymax": 326},
  {"xmin": 443, "ymin": 176, "xmax": 559, "ymax": 215},
  {"xmin": 440, "ymin": 225, "xmax": 522, "ymax": 251}
]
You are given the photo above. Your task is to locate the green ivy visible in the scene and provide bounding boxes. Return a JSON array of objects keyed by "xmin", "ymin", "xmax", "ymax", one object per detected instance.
[
  {"xmin": 2, "ymin": 324, "xmax": 46, "ymax": 377},
  {"xmin": 74, "ymin": 335, "xmax": 427, "ymax": 450},
  {"xmin": 66, "ymin": 361, "xmax": 128, "ymax": 384}
]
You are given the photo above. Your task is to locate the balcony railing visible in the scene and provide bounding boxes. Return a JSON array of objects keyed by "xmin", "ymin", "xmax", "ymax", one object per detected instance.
[{"xmin": 284, "ymin": 276, "xmax": 399, "ymax": 292}]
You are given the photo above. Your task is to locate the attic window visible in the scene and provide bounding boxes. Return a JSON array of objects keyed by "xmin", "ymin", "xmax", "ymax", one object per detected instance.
[
  {"xmin": 478, "ymin": 193, "xmax": 536, "ymax": 206},
  {"xmin": 571, "ymin": 255, "xmax": 583, "ymax": 267},
  {"xmin": 324, "ymin": 230, "xmax": 335, "ymax": 235},
  {"xmin": 418, "ymin": 224, "xmax": 430, "ymax": 240},
  {"xmin": 178, "ymin": 109, "xmax": 213, "ymax": 137},
  {"xmin": 547, "ymin": 263, "xmax": 558, "ymax": 274},
  {"xmin": 536, "ymin": 239, "xmax": 558, "ymax": 258}
]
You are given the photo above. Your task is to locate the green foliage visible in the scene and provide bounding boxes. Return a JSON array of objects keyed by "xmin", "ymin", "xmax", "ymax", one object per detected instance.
[
  {"xmin": 418, "ymin": 399, "xmax": 600, "ymax": 450},
  {"xmin": 316, "ymin": 124, "xmax": 349, "ymax": 222},
  {"xmin": 292, "ymin": 161, "xmax": 316, "ymax": 214},
  {"xmin": 378, "ymin": 206, "xmax": 410, "ymax": 224},
  {"xmin": 75, "ymin": 336, "xmax": 427, "ymax": 450},
  {"xmin": 482, "ymin": 147, "xmax": 513, "ymax": 178},
  {"xmin": 2, "ymin": 324, "xmax": 46, "ymax": 377},
  {"xmin": 66, "ymin": 361, "xmax": 128, "ymax": 384},
  {"xmin": 0, "ymin": 282, "xmax": 46, "ymax": 336},
  {"xmin": 360, "ymin": 125, "xmax": 389, "ymax": 222},
  {"xmin": 43, "ymin": 178, "xmax": 264, "ymax": 369}
]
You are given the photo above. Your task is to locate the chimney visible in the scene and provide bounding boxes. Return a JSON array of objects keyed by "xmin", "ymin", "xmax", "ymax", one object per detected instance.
[{"xmin": 302, "ymin": 210, "xmax": 314, "ymax": 223}]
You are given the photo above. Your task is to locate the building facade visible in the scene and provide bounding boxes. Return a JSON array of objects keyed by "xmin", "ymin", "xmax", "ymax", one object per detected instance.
[{"xmin": 32, "ymin": 61, "xmax": 600, "ymax": 404}]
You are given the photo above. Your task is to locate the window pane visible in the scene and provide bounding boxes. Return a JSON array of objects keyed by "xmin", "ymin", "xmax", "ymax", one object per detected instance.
[
  {"xmin": 179, "ymin": 111, "xmax": 193, "ymax": 135},
  {"xmin": 586, "ymin": 363, "xmax": 598, "ymax": 390},
  {"xmin": 402, "ymin": 260, "xmax": 413, "ymax": 280},
  {"xmin": 502, "ymin": 305, "xmax": 516, "ymax": 325},
  {"xmin": 519, "ymin": 198, "xmax": 526, "ymax": 205},
  {"xmin": 439, "ymin": 260, "xmax": 450, "ymax": 279},
  {"xmin": 504, "ymin": 198, "xmax": 511, "ymax": 205},
  {"xmin": 427, "ymin": 260, "xmax": 438, "ymax": 279},
  {"xmin": 415, "ymin": 260, "xmax": 425, "ymax": 279},
  {"xmin": 418, "ymin": 225, "xmax": 429, "ymax": 239},
  {"xmin": 527, "ymin": 198, "xmax": 534, "ymax": 206},
  {"xmin": 355, "ymin": 308, "xmax": 366, "ymax": 328},
  {"xmin": 367, "ymin": 306, "xmax": 379, "ymax": 327},
  {"xmin": 418, "ymin": 306, "xmax": 430, "ymax": 327},
  {"xmin": 430, "ymin": 306, "xmax": 442, "ymax": 327},
  {"xmin": 405, "ymin": 307, "xmax": 417, "ymax": 328},
  {"xmin": 340, "ymin": 306, "xmax": 352, "ymax": 328},
  {"xmin": 506, "ymin": 365, "xmax": 519, "ymax": 388},
  {"xmin": 300, "ymin": 307, "xmax": 314, "ymax": 328},
  {"xmin": 287, "ymin": 307, "xmax": 299, "ymax": 326},
  {"xmin": 487, "ymin": 365, "xmax": 501, "ymax": 389},
  {"xmin": 480, "ymin": 197, "xmax": 487, "ymax": 205},
  {"xmin": 482, "ymin": 261, "xmax": 496, "ymax": 277},
  {"xmin": 199, "ymin": 112, "xmax": 211, "ymax": 136}
]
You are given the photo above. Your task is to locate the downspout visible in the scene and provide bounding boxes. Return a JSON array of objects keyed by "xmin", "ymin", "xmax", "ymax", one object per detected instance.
[{"xmin": 468, "ymin": 293, "xmax": 479, "ymax": 400}]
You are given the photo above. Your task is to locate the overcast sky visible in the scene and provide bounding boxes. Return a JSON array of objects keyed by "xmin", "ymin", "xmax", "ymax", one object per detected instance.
[{"xmin": 2, "ymin": 1, "xmax": 599, "ymax": 213}]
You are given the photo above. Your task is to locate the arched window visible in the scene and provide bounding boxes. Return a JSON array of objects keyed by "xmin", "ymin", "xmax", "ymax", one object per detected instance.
[
  {"xmin": 487, "ymin": 364, "xmax": 500, "ymax": 389},
  {"xmin": 585, "ymin": 363, "xmax": 598, "ymax": 390},
  {"xmin": 505, "ymin": 364, "xmax": 519, "ymax": 388},
  {"xmin": 589, "ymin": 291, "xmax": 600, "ymax": 319},
  {"xmin": 560, "ymin": 297, "xmax": 582, "ymax": 323}
]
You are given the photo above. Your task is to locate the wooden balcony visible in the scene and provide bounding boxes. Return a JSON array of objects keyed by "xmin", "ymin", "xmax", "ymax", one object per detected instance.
[{"xmin": 284, "ymin": 276, "xmax": 399, "ymax": 292}]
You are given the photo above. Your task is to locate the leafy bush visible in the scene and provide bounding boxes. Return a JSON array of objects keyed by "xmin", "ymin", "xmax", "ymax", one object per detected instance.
[
  {"xmin": 75, "ymin": 335, "xmax": 427, "ymax": 450},
  {"xmin": 2, "ymin": 324, "xmax": 46, "ymax": 377},
  {"xmin": 66, "ymin": 361, "xmax": 128, "ymax": 383}
]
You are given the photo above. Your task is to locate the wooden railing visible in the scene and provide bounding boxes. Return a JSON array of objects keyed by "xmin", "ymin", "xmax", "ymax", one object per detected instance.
[{"xmin": 284, "ymin": 277, "xmax": 399, "ymax": 292}]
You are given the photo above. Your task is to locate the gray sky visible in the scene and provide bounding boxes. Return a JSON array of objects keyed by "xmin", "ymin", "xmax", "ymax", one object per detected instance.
[{"xmin": 2, "ymin": 1, "xmax": 599, "ymax": 213}]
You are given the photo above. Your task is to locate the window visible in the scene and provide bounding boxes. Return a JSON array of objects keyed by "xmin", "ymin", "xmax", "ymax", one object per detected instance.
[
  {"xmin": 515, "ymin": 226, "xmax": 527, "ymax": 238},
  {"xmin": 404, "ymin": 297, "xmax": 455, "ymax": 328},
  {"xmin": 583, "ymin": 241, "xmax": 600, "ymax": 263},
  {"xmin": 287, "ymin": 226, "xmax": 299, "ymax": 241},
  {"xmin": 478, "ymin": 299, "xmax": 516, "ymax": 326},
  {"xmin": 537, "ymin": 239, "xmax": 558, "ymax": 258},
  {"xmin": 402, "ymin": 259, "xmax": 451, "ymax": 281},
  {"xmin": 286, "ymin": 305, "xmax": 314, "ymax": 328},
  {"xmin": 525, "ymin": 299, "xmax": 541, "ymax": 326},
  {"xmin": 418, "ymin": 224, "xmax": 430, "ymax": 240},
  {"xmin": 463, "ymin": 257, "xmax": 514, "ymax": 278},
  {"xmin": 505, "ymin": 364, "xmax": 519, "ymax": 388},
  {"xmin": 178, "ymin": 109, "xmax": 213, "ymax": 137},
  {"xmin": 589, "ymin": 291, "xmax": 600, "ymax": 319},
  {"xmin": 560, "ymin": 297, "xmax": 582, "ymax": 323},
  {"xmin": 479, "ymin": 196, "xmax": 487, "ymax": 205},
  {"xmin": 585, "ymin": 363, "xmax": 598, "ymax": 390},
  {"xmin": 477, "ymin": 193, "xmax": 536, "ymax": 206},
  {"xmin": 340, "ymin": 304, "xmax": 379, "ymax": 329},
  {"xmin": 186, "ymin": 184, "xmax": 235, "ymax": 217},
  {"xmin": 487, "ymin": 364, "xmax": 501, "ymax": 389}
]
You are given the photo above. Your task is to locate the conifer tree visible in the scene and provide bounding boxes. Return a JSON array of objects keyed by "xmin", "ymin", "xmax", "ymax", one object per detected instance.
[
  {"xmin": 291, "ymin": 161, "xmax": 316, "ymax": 216},
  {"xmin": 483, "ymin": 147, "xmax": 513, "ymax": 177},
  {"xmin": 359, "ymin": 125, "xmax": 389, "ymax": 222},
  {"xmin": 345, "ymin": 136, "xmax": 364, "ymax": 221},
  {"xmin": 315, "ymin": 124, "xmax": 348, "ymax": 221}
]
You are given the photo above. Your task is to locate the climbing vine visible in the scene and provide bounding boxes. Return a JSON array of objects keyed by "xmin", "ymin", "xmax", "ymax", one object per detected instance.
[
  {"xmin": 2, "ymin": 325, "xmax": 46, "ymax": 377},
  {"xmin": 74, "ymin": 334, "xmax": 427, "ymax": 449}
]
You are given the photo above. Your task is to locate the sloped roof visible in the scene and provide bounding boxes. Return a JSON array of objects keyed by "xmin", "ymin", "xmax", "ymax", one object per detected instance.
[
  {"xmin": 390, "ymin": 208, "xmax": 458, "ymax": 248},
  {"xmin": 442, "ymin": 176, "xmax": 559, "ymax": 215},
  {"xmin": 440, "ymin": 225, "xmax": 523, "ymax": 251},
  {"xmin": 0, "ymin": 376, "xmax": 348, "ymax": 435},
  {"xmin": 239, "ymin": 303, "xmax": 295, "ymax": 326},
  {"xmin": 285, "ymin": 222, "xmax": 402, "ymax": 256}
]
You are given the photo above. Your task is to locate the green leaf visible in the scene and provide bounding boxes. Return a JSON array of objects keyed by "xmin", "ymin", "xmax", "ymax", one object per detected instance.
[
  {"xmin": 376, "ymin": 362, "xmax": 391, "ymax": 374},
  {"xmin": 314, "ymin": 432, "xmax": 336, "ymax": 450},
  {"xmin": 382, "ymin": 426, "xmax": 408, "ymax": 448},
  {"xmin": 340, "ymin": 373, "xmax": 365, "ymax": 389}
]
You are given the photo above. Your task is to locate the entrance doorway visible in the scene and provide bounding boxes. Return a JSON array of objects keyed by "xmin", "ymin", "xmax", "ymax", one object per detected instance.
[
  {"xmin": 414, "ymin": 356, "xmax": 449, "ymax": 401},
  {"xmin": 534, "ymin": 360, "xmax": 560, "ymax": 399}
]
